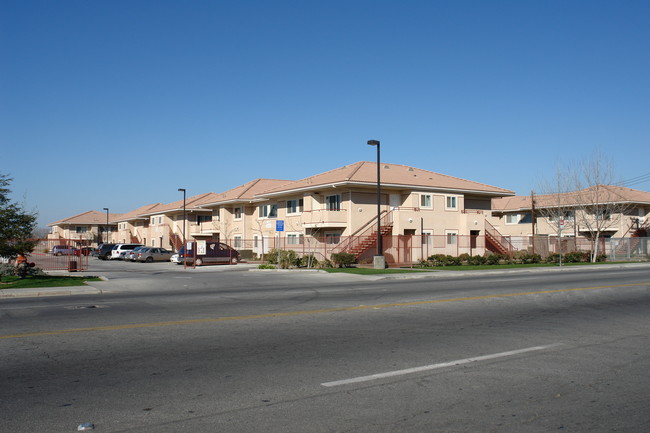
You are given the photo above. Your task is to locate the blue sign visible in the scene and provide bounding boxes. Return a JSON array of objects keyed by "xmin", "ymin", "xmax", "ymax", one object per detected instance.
[{"xmin": 276, "ymin": 220, "xmax": 285, "ymax": 232}]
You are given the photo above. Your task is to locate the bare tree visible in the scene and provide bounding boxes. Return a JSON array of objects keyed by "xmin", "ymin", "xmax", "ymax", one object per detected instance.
[
  {"xmin": 535, "ymin": 164, "xmax": 577, "ymax": 264},
  {"xmin": 538, "ymin": 151, "xmax": 631, "ymax": 262},
  {"xmin": 570, "ymin": 152, "xmax": 631, "ymax": 261}
]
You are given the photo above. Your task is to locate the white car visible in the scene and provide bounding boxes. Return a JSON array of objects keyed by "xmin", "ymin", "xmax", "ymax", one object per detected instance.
[
  {"xmin": 170, "ymin": 253, "xmax": 182, "ymax": 264},
  {"xmin": 110, "ymin": 244, "xmax": 142, "ymax": 260}
]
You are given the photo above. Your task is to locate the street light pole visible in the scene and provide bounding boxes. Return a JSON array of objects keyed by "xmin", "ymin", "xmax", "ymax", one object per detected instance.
[
  {"xmin": 367, "ymin": 140, "xmax": 385, "ymax": 269},
  {"xmin": 103, "ymin": 208, "xmax": 109, "ymax": 244},
  {"xmin": 178, "ymin": 188, "xmax": 186, "ymax": 245}
]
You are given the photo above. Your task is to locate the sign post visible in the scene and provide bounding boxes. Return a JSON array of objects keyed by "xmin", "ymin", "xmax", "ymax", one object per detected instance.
[{"xmin": 276, "ymin": 220, "xmax": 284, "ymax": 268}]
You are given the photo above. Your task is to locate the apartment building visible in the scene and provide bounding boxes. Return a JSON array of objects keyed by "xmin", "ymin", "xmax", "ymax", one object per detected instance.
[{"xmin": 48, "ymin": 210, "xmax": 120, "ymax": 244}]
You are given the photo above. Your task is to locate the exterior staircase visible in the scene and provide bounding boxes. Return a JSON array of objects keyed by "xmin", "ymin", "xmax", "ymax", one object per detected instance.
[
  {"xmin": 169, "ymin": 227, "xmax": 183, "ymax": 252},
  {"xmin": 331, "ymin": 210, "xmax": 393, "ymax": 259},
  {"xmin": 485, "ymin": 220, "xmax": 515, "ymax": 255},
  {"xmin": 615, "ymin": 219, "xmax": 648, "ymax": 254}
]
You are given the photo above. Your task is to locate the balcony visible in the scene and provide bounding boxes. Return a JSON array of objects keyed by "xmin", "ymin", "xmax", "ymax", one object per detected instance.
[{"xmin": 301, "ymin": 209, "xmax": 348, "ymax": 228}]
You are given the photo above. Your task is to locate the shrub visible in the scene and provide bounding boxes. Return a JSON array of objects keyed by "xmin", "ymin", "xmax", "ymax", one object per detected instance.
[
  {"xmin": 266, "ymin": 249, "xmax": 299, "ymax": 269},
  {"xmin": 427, "ymin": 254, "xmax": 449, "ymax": 266},
  {"xmin": 257, "ymin": 264, "xmax": 276, "ymax": 269},
  {"xmin": 331, "ymin": 252, "xmax": 356, "ymax": 268},
  {"xmin": 486, "ymin": 254, "xmax": 502, "ymax": 265},
  {"xmin": 467, "ymin": 255, "xmax": 487, "ymax": 266},
  {"xmin": 319, "ymin": 259, "xmax": 334, "ymax": 269},
  {"xmin": 458, "ymin": 253, "xmax": 471, "ymax": 264},
  {"xmin": 300, "ymin": 254, "xmax": 319, "ymax": 268}
]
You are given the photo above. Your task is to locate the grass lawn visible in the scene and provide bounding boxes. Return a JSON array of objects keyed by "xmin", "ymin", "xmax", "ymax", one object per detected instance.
[{"xmin": 0, "ymin": 275, "xmax": 102, "ymax": 290}]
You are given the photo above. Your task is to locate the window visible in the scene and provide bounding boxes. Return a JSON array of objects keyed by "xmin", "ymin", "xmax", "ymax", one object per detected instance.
[
  {"xmin": 420, "ymin": 194, "xmax": 432, "ymax": 209},
  {"xmin": 151, "ymin": 217, "xmax": 156, "ymax": 225},
  {"xmin": 158, "ymin": 216, "xmax": 162, "ymax": 224},
  {"xmin": 258, "ymin": 203, "xmax": 278, "ymax": 218},
  {"xmin": 197, "ymin": 215, "xmax": 212, "ymax": 224},
  {"xmin": 286, "ymin": 199, "xmax": 304, "ymax": 215},
  {"xmin": 75, "ymin": 226, "xmax": 88, "ymax": 233},
  {"xmin": 446, "ymin": 196, "xmax": 458, "ymax": 210},
  {"xmin": 595, "ymin": 209, "xmax": 611, "ymax": 220},
  {"xmin": 326, "ymin": 194, "xmax": 341, "ymax": 211},
  {"xmin": 287, "ymin": 233, "xmax": 304, "ymax": 245},
  {"xmin": 551, "ymin": 211, "xmax": 575, "ymax": 222},
  {"xmin": 234, "ymin": 207, "xmax": 242, "ymax": 220},
  {"xmin": 233, "ymin": 235, "xmax": 243, "ymax": 249},
  {"xmin": 421, "ymin": 230, "xmax": 433, "ymax": 246},
  {"xmin": 446, "ymin": 231, "xmax": 458, "ymax": 245},
  {"xmin": 325, "ymin": 232, "xmax": 341, "ymax": 244},
  {"xmin": 506, "ymin": 214, "xmax": 520, "ymax": 224}
]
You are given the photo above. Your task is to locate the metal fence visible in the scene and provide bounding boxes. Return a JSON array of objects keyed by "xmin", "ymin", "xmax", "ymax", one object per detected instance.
[
  {"xmin": 218, "ymin": 235, "xmax": 649, "ymax": 266},
  {"xmin": 25, "ymin": 238, "xmax": 90, "ymax": 271},
  {"xmin": 24, "ymin": 235, "xmax": 648, "ymax": 270}
]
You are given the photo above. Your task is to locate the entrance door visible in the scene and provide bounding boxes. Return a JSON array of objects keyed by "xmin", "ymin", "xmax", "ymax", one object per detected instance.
[{"xmin": 470, "ymin": 230, "xmax": 480, "ymax": 254}]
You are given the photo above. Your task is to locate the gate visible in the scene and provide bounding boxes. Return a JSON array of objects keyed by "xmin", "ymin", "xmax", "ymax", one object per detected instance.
[{"xmin": 28, "ymin": 238, "xmax": 90, "ymax": 271}]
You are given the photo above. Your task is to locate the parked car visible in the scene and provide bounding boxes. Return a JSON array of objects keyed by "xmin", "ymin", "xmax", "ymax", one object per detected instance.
[
  {"xmin": 51, "ymin": 245, "xmax": 79, "ymax": 256},
  {"xmin": 96, "ymin": 243, "xmax": 117, "ymax": 260},
  {"xmin": 110, "ymin": 244, "xmax": 142, "ymax": 260},
  {"xmin": 80, "ymin": 247, "xmax": 96, "ymax": 256},
  {"xmin": 125, "ymin": 246, "xmax": 148, "ymax": 261},
  {"xmin": 170, "ymin": 253, "xmax": 181, "ymax": 264},
  {"xmin": 135, "ymin": 247, "xmax": 174, "ymax": 263},
  {"xmin": 176, "ymin": 242, "xmax": 240, "ymax": 266}
]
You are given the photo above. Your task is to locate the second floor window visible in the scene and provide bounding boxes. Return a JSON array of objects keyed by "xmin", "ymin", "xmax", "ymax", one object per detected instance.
[
  {"xmin": 197, "ymin": 215, "xmax": 212, "ymax": 224},
  {"xmin": 258, "ymin": 203, "xmax": 278, "ymax": 218},
  {"xmin": 446, "ymin": 196, "xmax": 458, "ymax": 210},
  {"xmin": 234, "ymin": 207, "xmax": 242, "ymax": 220},
  {"xmin": 420, "ymin": 194, "xmax": 432, "ymax": 208},
  {"xmin": 326, "ymin": 194, "xmax": 341, "ymax": 211},
  {"xmin": 286, "ymin": 199, "xmax": 304, "ymax": 214}
]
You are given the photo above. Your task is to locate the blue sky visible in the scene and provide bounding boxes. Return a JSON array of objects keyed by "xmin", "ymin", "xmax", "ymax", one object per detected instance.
[{"xmin": 2, "ymin": 0, "xmax": 649, "ymax": 227}]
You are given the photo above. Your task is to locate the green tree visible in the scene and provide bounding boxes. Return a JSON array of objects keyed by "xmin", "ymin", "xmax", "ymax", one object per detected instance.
[{"xmin": 0, "ymin": 174, "xmax": 37, "ymax": 259}]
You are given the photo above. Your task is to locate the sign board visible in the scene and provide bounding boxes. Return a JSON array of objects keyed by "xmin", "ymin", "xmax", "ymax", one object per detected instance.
[
  {"xmin": 276, "ymin": 220, "xmax": 285, "ymax": 232},
  {"xmin": 197, "ymin": 240, "xmax": 207, "ymax": 255},
  {"xmin": 559, "ymin": 218, "xmax": 565, "ymax": 230}
]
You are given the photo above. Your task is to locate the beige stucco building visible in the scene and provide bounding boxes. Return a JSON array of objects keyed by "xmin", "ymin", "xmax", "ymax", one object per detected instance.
[{"xmin": 48, "ymin": 210, "xmax": 120, "ymax": 244}]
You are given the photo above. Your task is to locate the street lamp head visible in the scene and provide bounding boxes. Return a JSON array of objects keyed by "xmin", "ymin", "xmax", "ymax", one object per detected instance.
[
  {"xmin": 178, "ymin": 188, "xmax": 186, "ymax": 193},
  {"xmin": 103, "ymin": 208, "xmax": 109, "ymax": 211},
  {"xmin": 367, "ymin": 140, "xmax": 380, "ymax": 146}
]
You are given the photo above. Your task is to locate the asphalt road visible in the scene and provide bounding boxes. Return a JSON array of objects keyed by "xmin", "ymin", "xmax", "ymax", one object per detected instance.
[{"xmin": 1, "ymin": 263, "xmax": 649, "ymax": 432}]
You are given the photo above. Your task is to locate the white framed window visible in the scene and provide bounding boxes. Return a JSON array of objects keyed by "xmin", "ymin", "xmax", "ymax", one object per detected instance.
[
  {"xmin": 158, "ymin": 216, "xmax": 163, "ymax": 224},
  {"xmin": 446, "ymin": 230, "xmax": 458, "ymax": 245},
  {"xmin": 286, "ymin": 199, "xmax": 304, "ymax": 215},
  {"xmin": 445, "ymin": 196, "xmax": 458, "ymax": 210},
  {"xmin": 233, "ymin": 235, "xmax": 243, "ymax": 249},
  {"xmin": 506, "ymin": 214, "xmax": 520, "ymax": 224},
  {"xmin": 151, "ymin": 217, "xmax": 156, "ymax": 225},
  {"xmin": 325, "ymin": 194, "xmax": 341, "ymax": 211},
  {"xmin": 233, "ymin": 207, "xmax": 242, "ymax": 221},
  {"xmin": 286, "ymin": 233, "xmax": 304, "ymax": 245},
  {"xmin": 258, "ymin": 203, "xmax": 278, "ymax": 218},
  {"xmin": 75, "ymin": 226, "xmax": 88, "ymax": 233},
  {"xmin": 421, "ymin": 230, "xmax": 433, "ymax": 246},
  {"xmin": 420, "ymin": 194, "xmax": 432, "ymax": 209}
]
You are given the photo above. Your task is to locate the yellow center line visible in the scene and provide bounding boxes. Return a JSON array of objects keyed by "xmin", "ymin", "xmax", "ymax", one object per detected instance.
[{"xmin": 1, "ymin": 282, "xmax": 648, "ymax": 340}]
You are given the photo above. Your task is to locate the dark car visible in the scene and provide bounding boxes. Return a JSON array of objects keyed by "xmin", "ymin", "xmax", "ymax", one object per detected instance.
[
  {"xmin": 96, "ymin": 243, "xmax": 116, "ymax": 260},
  {"xmin": 176, "ymin": 241, "xmax": 240, "ymax": 266}
]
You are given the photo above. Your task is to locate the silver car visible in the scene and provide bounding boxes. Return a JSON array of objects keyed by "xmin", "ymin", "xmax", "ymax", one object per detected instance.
[
  {"xmin": 135, "ymin": 247, "xmax": 174, "ymax": 263},
  {"xmin": 125, "ymin": 246, "xmax": 148, "ymax": 261}
]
